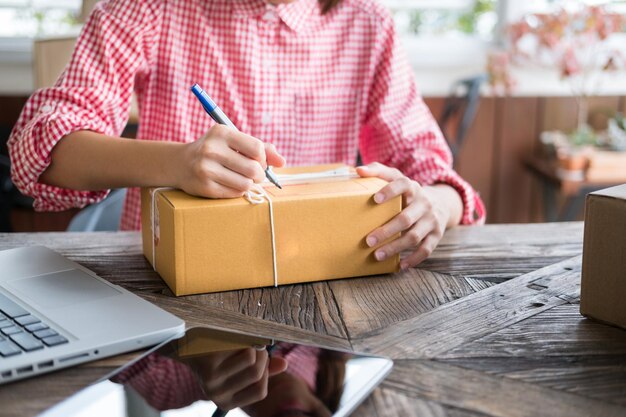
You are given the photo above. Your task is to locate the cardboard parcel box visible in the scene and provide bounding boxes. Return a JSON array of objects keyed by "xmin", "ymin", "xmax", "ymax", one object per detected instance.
[
  {"xmin": 141, "ymin": 166, "xmax": 401, "ymax": 296},
  {"xmin": 581, "ymin": 184, "xmax": 626, "ymax": 330}
]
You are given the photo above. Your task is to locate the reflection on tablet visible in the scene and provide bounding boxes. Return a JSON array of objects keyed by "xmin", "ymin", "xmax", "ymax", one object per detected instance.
[{"xmin": 41, "ymin": 327, "xmax": 393, "ymax": 417}]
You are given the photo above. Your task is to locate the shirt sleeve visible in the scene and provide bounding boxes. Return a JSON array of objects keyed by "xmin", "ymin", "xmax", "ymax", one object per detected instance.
[
  {"xmin": 359, "ymin": 13, "xmax": 486, "ymax": 225},
  {"xmin": 112, "ymin": 353, "xmax": 207, "ymax": 411},
  {"xmin": 7, "ymin": 0, "xmax": 162, "ymax": 212}
]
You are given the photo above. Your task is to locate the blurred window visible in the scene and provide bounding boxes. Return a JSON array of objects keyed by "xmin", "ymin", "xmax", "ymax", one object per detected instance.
[
  {"xmin": 382, "ymin": 0, "xmax": 498, "ymax": 40},
  {"xmin": 0, "ymin": 0, "xmax": 80, "ymax": 37},
  {"xmin": 503, "ymin": 0, "xmax": 626, "ymax": 24},
  {"xmin": 2, "ymin": 1, "xmax": 623, "ymax": 39},
  {"xmin": 384, "ymin": 0, "xmax": 625, "ymax": 41},
  {"xmin": 515, "ymin": 0, "xmax": 626, "ymax": 13}
]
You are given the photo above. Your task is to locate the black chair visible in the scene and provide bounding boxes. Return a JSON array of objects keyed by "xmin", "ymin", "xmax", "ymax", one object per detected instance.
[
  {"xmin": 0, "ymin": 154, "xmax": 12, "ymax": 232},
  {"xmin": 0, "ymin": 155, "xmax": 34, "ymax": 232},
  {"xmin": 439, "ymin": 74, "xmax": 487, "ymax": 162}
]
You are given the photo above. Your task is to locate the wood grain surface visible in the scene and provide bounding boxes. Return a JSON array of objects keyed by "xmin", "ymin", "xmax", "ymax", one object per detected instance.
[
  {"xmin": 2, "ymin": 222, "xmax": 625, "ymax": 416},
  {"xmin": 352, "ymin": 256, "xmax": 582, "ymax": 358}
]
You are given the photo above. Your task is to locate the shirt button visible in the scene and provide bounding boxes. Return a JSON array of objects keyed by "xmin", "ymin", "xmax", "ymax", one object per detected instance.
[
  {"xmin": 262, "ymin": 10, "xmax": 278, "ymax": 22},
  {"xmin": 262, "ymin": 113, "xmax": 273, "ymax": 125},
  {"xmin": 40, "ymin": 104, "xmax": 54, "ymax": 113}
]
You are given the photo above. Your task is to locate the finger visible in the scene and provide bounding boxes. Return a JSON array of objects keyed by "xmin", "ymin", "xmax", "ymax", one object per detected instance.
[
  {"xmin": 265, "ymin": 142, "xmax": 286, "ymax": 168},
  {"xmin": 222, "ymin": 349, "xmax": 268, "ymax": 394},
  {"xmin": 216, "ymin": 149, "xmax": 266, "ymax": 183},
  {"xmin": 229, "ymin": 364, "xmax": 270, "ymax": 408},
  {"xmin": 195, "ymin": 351, "xmax": 244, "ymax": 391},
  {"xmin": 268, "ymin": 356, "xmax": 288, "ymax": 376},
  {"xmin": 195, "ymin": 349, "xmax": 240, "ymax": 373},
  {"xmin": 206, "ymin": 162, "xmax": 255, "ymax": 192},
  {"xmin": 356, "ymin": 162, "xmax": 404, "ymax": 182},
  {"xmin": 400, "ymin": 233, "xmax": 441, "ymax": 269},
  {"xmin": 366, "ymin": 203, "xmax": 424, "ymax": 249},
  {"xmin": 215, "ymin": 348, "xmax": 263, "ymax": 383},
  {"xmin": 373, "ymin": 217, "xmax": 434, "ymax": 261},
  {"xmin": 225, "ymin": 130, "xmax": 267, "ymax": 166},
  {"xmin": 195, "ymin": 180, "xmax": 244, "ymax": 199},
  {"xmin": 371, "ymin": 177, "xmax": 416, "ymax": 205}
]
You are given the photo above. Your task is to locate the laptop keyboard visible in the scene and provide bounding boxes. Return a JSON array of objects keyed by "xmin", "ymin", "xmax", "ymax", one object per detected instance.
[{"xmin": 0, "ymin": 293, "xmax": 68, "ymax": 358}]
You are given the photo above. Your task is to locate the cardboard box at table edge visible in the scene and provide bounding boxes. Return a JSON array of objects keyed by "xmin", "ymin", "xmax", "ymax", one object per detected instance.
[
  {"xmin": 580, "ymin": 183, "xmax": 626, "ymax": 330},
  {"xmin": 141, "ymin": 165, "xmax": 401, "ymax": 296}
]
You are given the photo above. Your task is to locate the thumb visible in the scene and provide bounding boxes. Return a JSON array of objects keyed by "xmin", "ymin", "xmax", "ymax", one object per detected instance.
[
  {"xmin": 268, "ymin": 357, "xmax": 288, "ymax": 376},
  {"xmin": 265, "ymin": 143, "xmax": 286, "ymax": 168},
  {"xmin": 357, "ymin": 163, "xmax": 403, "ymax": 182}
]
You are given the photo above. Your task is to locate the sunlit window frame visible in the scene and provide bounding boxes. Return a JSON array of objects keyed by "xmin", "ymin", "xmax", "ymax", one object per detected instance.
[{"xmin": 0, "ymin": 0, "xmax": 80, "ymax": 10}]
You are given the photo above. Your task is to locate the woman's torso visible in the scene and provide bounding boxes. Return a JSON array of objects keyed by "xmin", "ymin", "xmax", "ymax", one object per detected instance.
[{"xmin": 122, "ymin": 0, "xmax": 388, "ymax": 230}]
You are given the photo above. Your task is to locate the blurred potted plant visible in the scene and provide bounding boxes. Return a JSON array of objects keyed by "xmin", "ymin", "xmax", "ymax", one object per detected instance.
[
  {"xmin": 607, "ymin": 113, "xmax": 626, "ymax": 151},
  {"xmin": 489, "ymin": 5, "xmax": 626, "ymax": 170},
  {"xmin": 509, "ymin": 6, "xmax": 624, "ymax": 129}
]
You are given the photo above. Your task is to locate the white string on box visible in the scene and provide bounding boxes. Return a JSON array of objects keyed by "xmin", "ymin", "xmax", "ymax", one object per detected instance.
[{"xmin": 244, "ymin": 185, "xmax": 279, "ymax": 288}]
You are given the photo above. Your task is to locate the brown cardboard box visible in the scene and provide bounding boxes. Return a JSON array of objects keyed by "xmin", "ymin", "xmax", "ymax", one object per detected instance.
[
  {"xmin": 580, "ymin": 184, "xmax": 626, "ymax": 330},
  {"xmin": 141, "ymin": 166, "xmax": 401, "ymax": 296},
  {"xmin": 177, "ymin": 328, "xmax": 272, "ymax": 358},
  {"xmin": 33, "ymin": 36, "xmax": 76, "ymax": 89}
]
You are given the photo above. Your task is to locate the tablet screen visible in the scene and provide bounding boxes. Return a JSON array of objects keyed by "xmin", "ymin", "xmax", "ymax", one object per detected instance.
[{"xmin": 42, "ymin": 327, "xmax": 392, "ymax": 417}]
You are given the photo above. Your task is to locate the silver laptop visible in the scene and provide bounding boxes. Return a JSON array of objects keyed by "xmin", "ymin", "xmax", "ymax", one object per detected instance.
[{"xmin": 0, "ymin": 246, "xmax": 184, "ymax": 384}]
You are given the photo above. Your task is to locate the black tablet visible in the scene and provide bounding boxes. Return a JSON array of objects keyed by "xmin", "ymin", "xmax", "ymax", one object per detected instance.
[{"xmin": 41, "ymin": 326, "xmax": 392, "ymax": 417}]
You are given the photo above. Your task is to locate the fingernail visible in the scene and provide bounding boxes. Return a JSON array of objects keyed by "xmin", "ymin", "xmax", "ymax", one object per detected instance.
[
  {"xmin": 400, "ymin": 262, "xmax": 409, "ymax": 270},
  {"xmin": 375, "ymin": 250, "xmax": 386, "ymax": 261},
  {"xmin": 366, "ymin": 236, "xmax": 377, "ymax": 247},
  {"xmin": 374, "ymin": 193, "xmax": 385, "ymax": 203}
]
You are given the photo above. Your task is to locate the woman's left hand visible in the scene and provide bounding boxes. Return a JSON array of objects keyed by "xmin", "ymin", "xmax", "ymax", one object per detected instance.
[{"xmin": 357, "ymin": 162, "xmax": 462, "ymax": 269}]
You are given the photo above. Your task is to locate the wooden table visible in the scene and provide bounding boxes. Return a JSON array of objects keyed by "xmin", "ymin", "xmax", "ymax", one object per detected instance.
[{"xmin": 2, "ymin": 223, "xmax": 626, "ymax": 417}]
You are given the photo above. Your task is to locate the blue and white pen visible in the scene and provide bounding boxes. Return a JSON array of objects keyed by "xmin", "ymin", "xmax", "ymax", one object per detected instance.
[{"xmin": 190, "ymin": 83, "xmax": 282, "ymax": 189}]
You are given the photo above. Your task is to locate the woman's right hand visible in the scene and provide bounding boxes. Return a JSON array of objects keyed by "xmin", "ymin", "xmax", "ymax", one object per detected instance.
[
  {"xmin": 176, "ymin": 125, "xmax": 285, "ymax": 198},
  {"xmin": 191, "ymin": 347, "xmax": 288, "ymax": 411}
]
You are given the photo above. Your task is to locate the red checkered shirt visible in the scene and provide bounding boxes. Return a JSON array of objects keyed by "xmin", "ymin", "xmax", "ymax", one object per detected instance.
[{"xmin": 9, "ymin": 0, "xmax": 485, "ymax": 230}]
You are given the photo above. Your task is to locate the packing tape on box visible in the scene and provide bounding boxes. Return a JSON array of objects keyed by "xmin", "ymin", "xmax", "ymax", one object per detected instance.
[
  {"xmin": 267, "ymin": 166, "xmax": 358, "ymax": 186},
  {"xmin": 150, "ymin": 185, "xmax": 280, "ymax": 288},
  {"xmin": 150, "ymin": 187, "xmax": 174, "ymax": 274}
]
